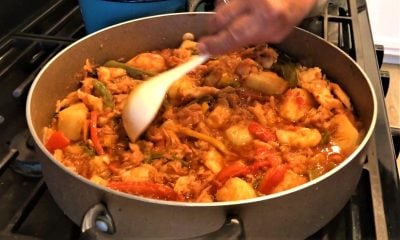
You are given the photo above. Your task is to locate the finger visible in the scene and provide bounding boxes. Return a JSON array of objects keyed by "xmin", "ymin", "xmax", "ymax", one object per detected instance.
[
  {"xmin": 200, "ymin": 14, "xmax": 267, "ymax": 55},
  {"xmin": 233, "ymin": 14, "xmax": 294, "ymax": 44},
  {"xmin": 208, "ymin": 0, "xmax": 249, "ymax": 34}
]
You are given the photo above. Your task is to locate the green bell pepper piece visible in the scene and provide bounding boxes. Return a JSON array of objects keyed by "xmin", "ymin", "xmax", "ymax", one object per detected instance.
[
  {"xmin": 93, "ymin": 79, "xmax": 114, "ymax": 109},
  {"xmin": 104, "ymin": 60, "xmax": 156, "ymax": 79}
]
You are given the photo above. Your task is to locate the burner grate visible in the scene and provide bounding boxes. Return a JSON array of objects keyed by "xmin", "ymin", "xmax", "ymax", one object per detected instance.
[
  {"xmin": 0, "ymin": 0, "xmax": 85, "ymax": 99},
  {"xmin": 0, "ymin": 175, "xmax": 80, "ymax": 240}
]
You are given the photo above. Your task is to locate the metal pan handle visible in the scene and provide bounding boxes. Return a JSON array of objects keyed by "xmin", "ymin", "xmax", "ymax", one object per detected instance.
[
  {"xmin": 80, "ymin": 203, "xmax": 115, "ymax": 240},
  {"xmin": 80, "ymin": 203, "xmax": 243, "ymax": 240},
  {"xmin": 187, "ymin": 0, "xmax": 217, "ymax": 12},
  {"xmin": 187, "ymin": 0, "xmax": 206, "ymax": 12}
]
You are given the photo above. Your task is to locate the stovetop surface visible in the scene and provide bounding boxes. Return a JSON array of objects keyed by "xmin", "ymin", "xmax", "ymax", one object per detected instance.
[{"xmin": 0, "ymin": 0, "xmax": 399, "ymax": 239}]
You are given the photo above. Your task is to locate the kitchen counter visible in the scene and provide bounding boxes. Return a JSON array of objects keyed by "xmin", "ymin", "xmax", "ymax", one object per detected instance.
[{"xmin": 383, "ymin": 63, "xmax": 400, "ymax": 134}]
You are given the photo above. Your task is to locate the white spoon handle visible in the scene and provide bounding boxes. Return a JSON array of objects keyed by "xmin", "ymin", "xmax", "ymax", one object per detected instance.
[
  {"xmin": 123, "ymin": 54, "xmax": 209, "ymax": 141},
  {"xmin": 151, "ymin": 54, "xmax": 209, "ymax": 88}
]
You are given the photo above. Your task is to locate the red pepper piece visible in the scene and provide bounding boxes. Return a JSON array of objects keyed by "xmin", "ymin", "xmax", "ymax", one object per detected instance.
[
  {"xmin": 213, "ymin": 163, "xmax": 250, "ymax": 189},
  {"xmin": 45, "ymin": 131, "xmax": 70, "ymax": 152},
  {"xmin": 107, "ymin": 181, "xmax": 182, "ymax": 201},
  {"xmin": 248, "ymin": 122, "xmax": 276, "ymax": 142},
  {"xmin": 90, "ymin": 111, "xmax": 104, "ymax": 155},
  {"xmin": 258, "ymin": 165, "xmax": 287, "ymax": 195},
  {"xmin": 212, "ymin": 153, "xmax": 283, "ymax": 191}
]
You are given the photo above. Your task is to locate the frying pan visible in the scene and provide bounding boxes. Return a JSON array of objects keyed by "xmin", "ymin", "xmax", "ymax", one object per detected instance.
[{"xmin": 26, "ymin": 12, "xmax": 377, "ymax": 239}]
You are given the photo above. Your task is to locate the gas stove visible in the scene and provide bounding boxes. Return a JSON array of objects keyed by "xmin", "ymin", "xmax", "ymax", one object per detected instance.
[{"xmin": 0, "ymin": 0, "xmax": 399, "ymax": 239}]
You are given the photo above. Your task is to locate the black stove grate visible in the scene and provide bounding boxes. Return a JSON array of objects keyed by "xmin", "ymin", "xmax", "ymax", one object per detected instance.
[{"xmin": 0, "ymin": 0, "xmax": 399, "ymax": 239}]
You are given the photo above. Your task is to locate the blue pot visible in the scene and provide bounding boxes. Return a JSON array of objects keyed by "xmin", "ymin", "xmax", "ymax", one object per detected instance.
[{"xmin": 79, "ymin": 0, "xmax": 187, "ymax": 33}]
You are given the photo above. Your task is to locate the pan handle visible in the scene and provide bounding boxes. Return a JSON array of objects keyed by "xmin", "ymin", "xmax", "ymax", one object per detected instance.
[
  {"xmin": 80, "ymin": 203, "xmax": 115, "ymax": 240},
  {"xmin": 80, "ymin": 203, "xmax": 243, "ymax": 240},
  {"xmin": 187, "ymin": 0, "xmax": 215, "ymax": 12},
  {"xmin": 187, "ymin": 0, "xmax": 205, "ymax": 12}
]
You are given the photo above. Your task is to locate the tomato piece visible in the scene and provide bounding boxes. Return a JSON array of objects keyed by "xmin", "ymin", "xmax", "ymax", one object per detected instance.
[
  {"xmin": 258, "ymin": 165, "xmax": 287, "ymax": 195},
  {"xmin": 45, "ymin": 131, "xmax": 70, "ymax": 152},
  {"xmin": 90, "ymin": 111, "xmax": 104, "ymax": 155},
  {"xmin": 108, "ymin": 162, "xmax": 121, "ymax": 174},
  {"xmin": 107, "ymin": 181, "xmax": 182, "ymax": 201},
  {"xmin": 213, "ymin": 163, "xmax": 250, "ymax": 189},
  {"xmin": 248, "ymin": 122, "xmax": 276, "ymax": 142},
  {"xmin": 254, "ymin": 147, "xmax": 282, "ymax": 167}
]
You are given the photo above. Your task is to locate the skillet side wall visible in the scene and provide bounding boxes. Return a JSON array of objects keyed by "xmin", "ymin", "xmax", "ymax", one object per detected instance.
[{"xmin": 27, "ymin": 13, "xmax": 375, "ymax": 239}]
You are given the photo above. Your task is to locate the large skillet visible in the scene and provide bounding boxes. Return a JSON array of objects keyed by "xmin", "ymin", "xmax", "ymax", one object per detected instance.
[{"xmin": 26, "ymin": 13, "xmax": 377, "ymax": 239}]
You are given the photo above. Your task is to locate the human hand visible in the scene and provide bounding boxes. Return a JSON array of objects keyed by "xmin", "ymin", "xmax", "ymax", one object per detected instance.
[{"xmin": 198, "ymin": 0, "xmax": 318, "ymax": 55}]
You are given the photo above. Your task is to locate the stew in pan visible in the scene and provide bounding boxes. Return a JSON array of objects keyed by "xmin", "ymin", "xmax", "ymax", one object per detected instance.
[{"xmin": 43, "ymin": 34, "xmax": 363, "ymax": 202}]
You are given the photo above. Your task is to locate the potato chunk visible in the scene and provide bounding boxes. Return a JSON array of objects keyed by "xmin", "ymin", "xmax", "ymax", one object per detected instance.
[
  {"xmin": 276, "ymin": 127, "xmax": 322, "ymax": 148},
  {"xmin": 225, "ymin": 124, "xmax": 253, "ymax": 146},
  {"xmin": 245, "ymin": 71, "xmax": 288, "ymax": 95},
  {"xmin": 279, "ymin": 88, "xmax": 314, "ymax": 122},
  {"xmin": 330, "ymin": 114, "xmax": 360, "ymax": 155},
  {"xmin": 57, "ymin": 103, "xmax": 88, "ymax": 141},
  {"xmin": 216, "ymin": 177, "xmax": 257, "ymax": 201},
  {"xmin": 126, "ymin": 52, "xmax": 166, "ymax": 73},
  {"xmin": 120, "ymin": 164, "xmax": 156, "ymax": 182},
  {"xmin": 168, "ymin": 75, "xmax": 194, "ymax": 100},
  {"xmin": 271, "ymin": 170, "xmax": 307, "ymax": 193},
  {"xmin": 203, "ymin": 149, "xmax": 224, "ymax": 173}
]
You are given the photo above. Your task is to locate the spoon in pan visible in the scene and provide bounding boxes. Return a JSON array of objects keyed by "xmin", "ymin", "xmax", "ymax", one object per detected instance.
[{"xmin": 122, "ymin": 54, "xmax": 209, "ymax": 142}]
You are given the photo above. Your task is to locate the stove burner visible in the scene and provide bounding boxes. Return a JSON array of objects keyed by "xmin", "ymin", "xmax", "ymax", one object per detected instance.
[{"xmin": 9, "ymin": 130, "xmax": 42, "ymax": 178}]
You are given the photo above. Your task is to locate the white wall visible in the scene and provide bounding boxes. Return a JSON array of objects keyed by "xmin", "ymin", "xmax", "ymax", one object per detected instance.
[{"xmin": 366, "ymin": 0, "xmax": 400, "ymax": 64}]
